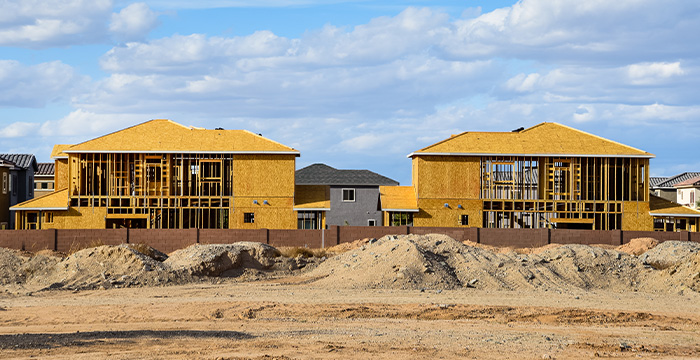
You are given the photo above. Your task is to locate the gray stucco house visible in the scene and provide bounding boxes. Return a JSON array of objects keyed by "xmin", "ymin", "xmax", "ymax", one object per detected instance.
[
  {"xmin": 295, "ymin": 164, "xmax": 399, "ymax": 228},
  {"xmin": 0, "ymin": 154, "xmax": 38, "ymax": 229}
]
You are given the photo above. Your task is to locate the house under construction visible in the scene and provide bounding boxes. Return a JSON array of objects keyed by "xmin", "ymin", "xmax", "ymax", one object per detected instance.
[
  {"xmin": 12, "ymin": 120, "xmax": 299, "ymax": 229},
  {"xmin": 380, "ymin": 122, "xmax": 700, "ymax": 231}
]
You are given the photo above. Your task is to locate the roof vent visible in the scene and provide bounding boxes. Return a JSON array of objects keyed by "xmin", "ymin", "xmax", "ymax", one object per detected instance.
[
  {"xmin": 512, "ymin": 127, "xmax": 525, "ymax": 132},
  {"xmin": 215, "ymin": 127, "xmax": 224, "ymax": 130}
]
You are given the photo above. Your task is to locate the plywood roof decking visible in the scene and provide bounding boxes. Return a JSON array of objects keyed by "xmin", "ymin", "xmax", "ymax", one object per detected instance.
[
  {"xmin": 10, "ymin": 188, "xmax": 69, "ymax": 210},
  {"xmin": 411, "ymin": 122, "xmax": 654, "ymax": 158},
  {"xmin": 50, "ymin": 144, "xmax": 72, "ymax": 159},
  {"xmin": 294, "ymin": 185, "xmax": 331, "ymax": 210},
  {"xmin": 379, "ymin": 186, "xmax": 418, "ymax": 211},
  {"xmin": 648, "ymin": 195, "xmax": 700, "ymax": 217},
  {"xmin": 65, "ymin": 119, "xmax": 300, "ymax": 155}
]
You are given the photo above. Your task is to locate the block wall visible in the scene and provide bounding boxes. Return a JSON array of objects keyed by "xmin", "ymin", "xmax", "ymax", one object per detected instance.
[
  {"xmin": 56, "ymin": 229, "xmax": 126, "ymax": 253},
  {"xmin": 129, "ymin": 229, "xmax": 198, "ymax": 253},
  {"xmin": 480, "ymin": 228, "xmax": 549, "ymax": 248}
]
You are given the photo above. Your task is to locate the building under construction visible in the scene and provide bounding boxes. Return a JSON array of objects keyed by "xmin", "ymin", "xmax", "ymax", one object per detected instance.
[
  {"xmin": 380, "ymin": 123, "xmax": 700, "ymax": 231},
  {"xmin": 12, "ymin": 120, "xmax": 299, "ymax": 230}
]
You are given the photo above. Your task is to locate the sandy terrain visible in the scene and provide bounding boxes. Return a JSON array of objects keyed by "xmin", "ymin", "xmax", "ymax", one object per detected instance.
[{"xmin": 1, "ymin": 235, "xmax": 699, "ymax": 359}]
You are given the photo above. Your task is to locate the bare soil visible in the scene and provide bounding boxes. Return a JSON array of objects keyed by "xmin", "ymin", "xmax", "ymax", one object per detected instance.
[{"xmin": 1, "ymin": 234, "xmax": 699, "ymax": 359}]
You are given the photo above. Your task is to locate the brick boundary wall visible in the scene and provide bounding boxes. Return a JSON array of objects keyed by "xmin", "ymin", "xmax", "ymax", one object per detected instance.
[{"xmin": 0, "ymin": 226, "xmax": 698, "ymax": 253}]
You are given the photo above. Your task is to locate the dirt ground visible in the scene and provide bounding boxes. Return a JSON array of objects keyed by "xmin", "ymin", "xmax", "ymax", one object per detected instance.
[
  {"xmin": 1, "ymin": 235, "xmax": 700, "ymax": 359},
  {"xmin": 1, "ymin": 283, "xmax": 700, "ymax": 359}
]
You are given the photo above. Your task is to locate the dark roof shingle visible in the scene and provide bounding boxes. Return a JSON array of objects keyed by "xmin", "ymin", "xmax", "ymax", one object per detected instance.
[
  {"xmin": 654, "ymin": 172, "xmax": 700, "ymax": 189},
  {"xmin": 36, "ymin": 163, "xmax": 55, "ymax": 176},
  {"xmin": 0, "ymin": 154, "xmax": 38, "ymax": 171},
  {"xmin": 296, "ymin": 163, "xmax": 399, "ymax": 186}
]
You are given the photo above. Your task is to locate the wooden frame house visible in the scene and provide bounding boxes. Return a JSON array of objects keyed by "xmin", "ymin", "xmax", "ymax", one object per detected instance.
[
  {"xmin": 12, "ymin": 120, "xmax": 299, "ymax": 229},
  {"xmin": 381, "ymin": 122, "xmax": 685, "ymax": 231}
]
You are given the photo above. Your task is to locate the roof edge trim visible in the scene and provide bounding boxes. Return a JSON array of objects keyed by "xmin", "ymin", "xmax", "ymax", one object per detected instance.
[
  {"xmin": 649, "ymin": 212, "xmax": 700, "ymax": 218},
  {"xmin": 381, "ymin": 208, "xmax": 420, "ymax": 212},
  {"xmin": 63, "ymin": 150, "xmax": 300, "ymax": 156},
  {"xmin": 408, "ymin": 152, "xmax": 655, "ymax": 159},
  {"xmin": 293, "ymin": 208, "xmax": 330, "ymax": 211},
  {"xmin": 10, "ymin": 207, "xmax": 69, "ymax": 211}
]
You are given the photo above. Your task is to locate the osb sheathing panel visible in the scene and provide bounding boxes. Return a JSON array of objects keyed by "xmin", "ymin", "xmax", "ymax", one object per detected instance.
[
  {"xmin": 230, "ymin": 207, "xmax": 296, "ymax": 229},
  {"xmin": 414, "ymin": 199, "xmax": 482, "ymax": 228},
  {"xmin": 233, "ymin": 155, "xmax": 296, "ymax": 198},
  {"xmin": 11, "ymin": 189, "xmax": 69, "ymax": 209},
  {"xmin": 54, "ymin": 159, "xmax": 68, "ymax": 190},
  {"xmin": 294, "ymin": 185, "xmax": 330, "ymax": 209},
  {"xmin": 622, "ymin": 201, "xmax": 653, "ymax": 231},
  {"xmin": 649, "ymin": 195, "xmax": 700, "ymax": 216},
  {"xmin": 54, "ymin": 207, "xmax": 108, "ymax": 229},
  {"xmin": 50, "ymin": 144, "xmax": 71, "ymax": 159},
  {"xmin": 68, "ymin": 119, "xmax": 299, "ymax": 153},
  {"xmin": 416, "ymin": 122, "xmax": 653, "ymax": 157},
  {"xmin": 379, "ymin": 186, "xmax": 417, "ymax": 210},
  {"xmin": 415, "ymin": 156, "xmax": 480, "ymax": 199}
]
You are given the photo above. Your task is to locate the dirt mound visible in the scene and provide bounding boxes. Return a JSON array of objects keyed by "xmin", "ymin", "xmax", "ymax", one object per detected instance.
[
  {"xmin": 617, "ymin": 238, "xmax": 659, "ymax": 256},
  {"xmin": 0, "ymin": 248, "xmax": 31, "ymax": 285},
  {"xmin": 639, "ymin": 241, "xmax": 700, "ymax": 270},
  {"xmin": 308, "ymin": 234, "xmax": 648, "ymax": 292},
  {"xmin": 325, "ymin": 238, "xmax": 376, "ymax": 254},
  {"xmin": 165, "ymin": 242, "xmax": 279, "ymax": 277},
  {"xmin": 26, "ymin": 245, "xmax": 173, "ymax": 290}
]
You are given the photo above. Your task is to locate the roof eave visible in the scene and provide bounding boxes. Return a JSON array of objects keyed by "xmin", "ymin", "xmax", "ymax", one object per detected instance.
[{"xmin": 408, "ymin": 152, "xmax": 655, "ymax": 159}]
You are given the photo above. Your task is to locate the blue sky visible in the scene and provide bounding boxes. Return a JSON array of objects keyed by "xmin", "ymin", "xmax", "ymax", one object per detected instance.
[{"xmin": 1, "ymin": 0, "xmax": 699, "ymax": 185}]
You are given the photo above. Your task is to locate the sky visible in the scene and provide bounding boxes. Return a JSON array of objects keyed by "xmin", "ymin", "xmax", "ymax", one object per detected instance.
[{"xmin": 1, "ymin": 0, "xmax": 699, "ymax": 185}]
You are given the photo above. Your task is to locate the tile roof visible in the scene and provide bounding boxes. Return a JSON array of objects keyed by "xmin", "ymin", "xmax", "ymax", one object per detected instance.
[
  {"xmin": 649, "ymin": 177, "xmax": 669, "ymax": 187},
  {"xmin": 296, "ymin": 163, "xmax": 399, "ymax": 186},
  {"xmin": 36, "ymin": 163, "xmax": 54, "ymax": 176},
  {"xmin": 649, "ymin": 194, "xmax": 700, "ymax": 217},
  {"xmin": 379, "ymin": 186, "xmax": 418, "ymax": 211},
  {"xmin": 65, "ymin": 119, "xmax": 299, "ymax": 154},
  {"xmin": 411, "ymin": 122, "xmax": 653, "ymax": 158},
  {"xmin": 674, "ymin": 176, "xmax": 700, "ymax": 188},
  {"xmin": 653, "ymin": 172, "xmax": 700, "ymax": 189},
  {"xmin": 0, "ymin": 154, "xmax": 38, "ymax": 171}
]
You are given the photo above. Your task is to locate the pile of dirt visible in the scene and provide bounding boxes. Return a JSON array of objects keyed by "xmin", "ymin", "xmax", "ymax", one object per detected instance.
[
  {"xmin": 26, "ymin": 245, "xmax": 175, "ymax": 290},
  {"xmin": 307, "ymin": 234, "xmax": 693, "ymax": 293},
  {"xmin": 617, "ymin": 237, "xmax": 659, "ymax": 256},
  {"xmin": 639, "ymin": 241, "xmax": 699, "ymax": 269},
  {"xmin": 165, "ymin": 242, "xmax": 280, "ymax": 276},
  {"xmin": 0, "ymin": 248, "xmax": 61, "ymax": 286}
]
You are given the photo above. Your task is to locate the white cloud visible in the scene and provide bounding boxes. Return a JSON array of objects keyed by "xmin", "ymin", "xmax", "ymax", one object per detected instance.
[
  {"xmin": 38, "ymin": 109, "xmax": 144, "ymax": 137},
  {"xmin": 109, "ymin": 2, "xmax": 159, "ymax": 42},
  {"xmin": 627, "ymin": 62, "xmax": 685, "ymax": 85},
  {"xmin": 0, "ymin": 0, "xmax": 159, "ymax": 48},
  {"xmin": 0, "ymin": 60, "xmax": 87, "ymax": 107},
  {"xmin": 0, "ymin": 122, "xmax": 40, "ymax": 138}
]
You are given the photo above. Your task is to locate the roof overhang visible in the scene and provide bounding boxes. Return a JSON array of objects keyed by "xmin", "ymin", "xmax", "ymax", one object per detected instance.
[
  {"xmin": 63, "ymin": 150, "xmax": 300, "ymax": 157},
  {"xmin": 293, "ymin": 208, "xmax": 330, "ymax": 211},
  {"xmin": 10, "ymin": 206, "xmax": 68, "ymax": 211},
  {"xmin": 382, "ymin": 208, "xmax": 420, "ymax": 212},
  {"xmin": 408, "ymin": 152, "xmax": 655, "ymax": 159},
  {"xmin": 650, "ymin": 212, "xmax": 700, "ymax": 218},
  {"xmin": 52, "ymin": 156, "xmax": 68, "ymax": 160}
]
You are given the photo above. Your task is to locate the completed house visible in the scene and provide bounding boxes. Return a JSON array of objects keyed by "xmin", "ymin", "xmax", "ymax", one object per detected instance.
[
  {"xmin": 11, "ymin": 120, "xmax": 299, "ymax": 230},
  {"xmin": 294, "ymin": 163, "xmax": 399, "ymax": 228},
  {"xmin": 650, "ymin": 172, "xmax": 700, "ymax": 202},
  {"xmin": 380, "ymin": 122, "xmax": 697, "ymax": 231},
  {"xmin": 675, "ymin": 176, "xmax": 700, "ymax": 210},
  {"xmin": 34, "ymin": 163, "xmax": 55, "ymax": 198},
  {"xmin": 0, "ymin": 154, "xmax": 38, "ymax": 229},
  {"xmin": 0, "ymin": 157, "xmax": 14, "ymax": 229}
]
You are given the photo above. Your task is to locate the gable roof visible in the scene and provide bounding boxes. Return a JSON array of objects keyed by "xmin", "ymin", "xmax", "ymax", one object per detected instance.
[
  {"xmin": 64, "ymin": 119, "xmax": 299, "ymax": 155},
  {"xmin": 649, "ymin": 194, "xmax": 700, "ymax": 217},
  {"xmin": 0, "ymin": 154, "xmax": 38, "ymax": 171},
  {"xmin": 50, "ymin": 144, "xmax": 72, "ymax": 159},
  {"xmin": 410, "ymin": 122, "xmax": 654, "ymax": 158},
  {"xmin": 295, "ymin": 163, "xmax": 399, "ymax": 186},
  {"xmin": 36, "ymin": 163, "xmax": 54, "ymax": 176},
  {"xmin": 10, "ymin": 188, "xmax": 69, "ymax": 211},
  {"xmin": 653, "ymin": 172, "xmax": 700, "ymax": 189},
  {"xmin": 674, "ymin": 176, "xmax": 700, "ymax": 188}
]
